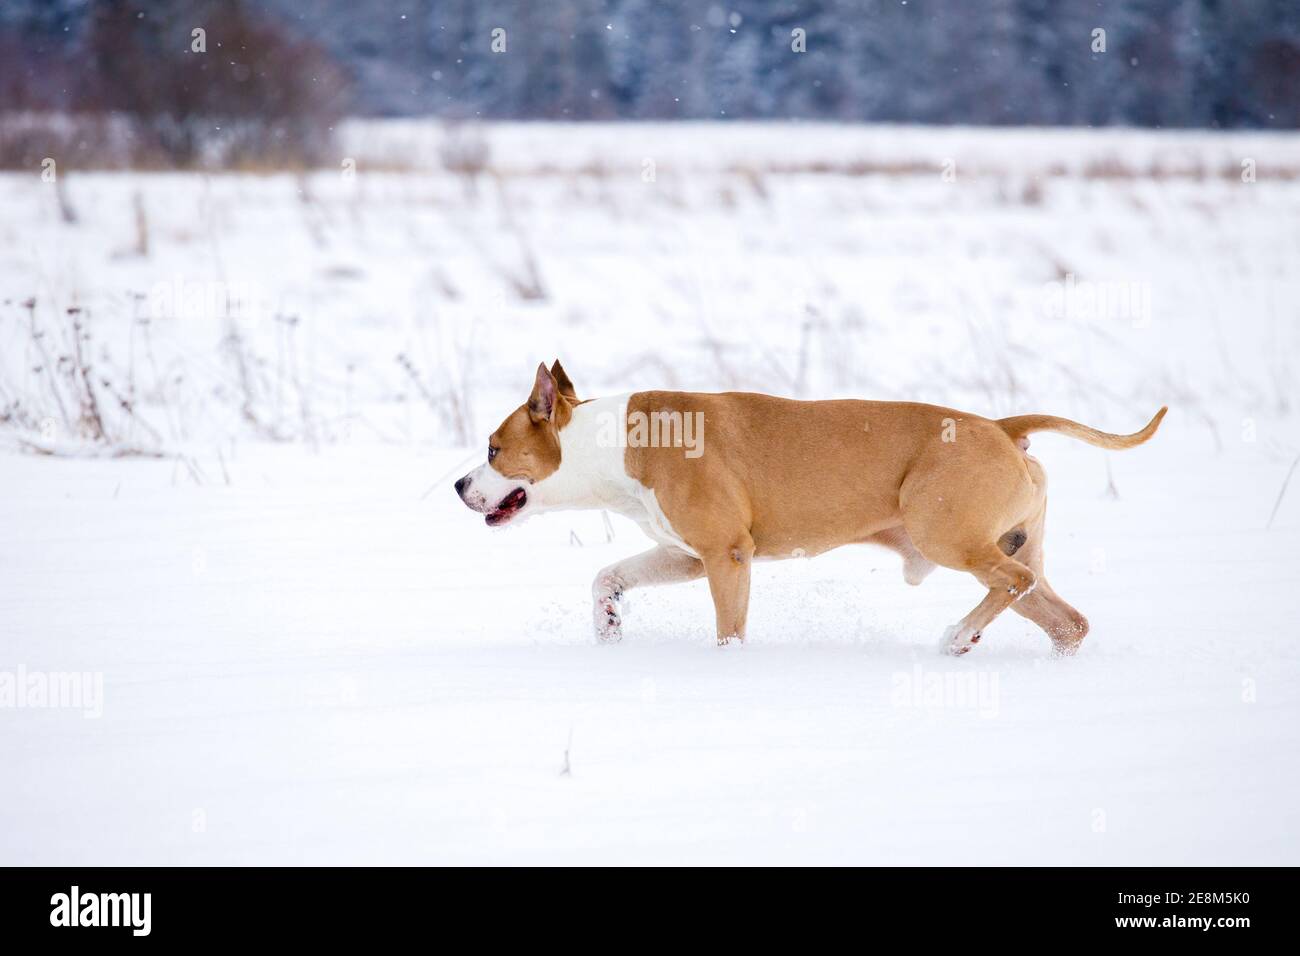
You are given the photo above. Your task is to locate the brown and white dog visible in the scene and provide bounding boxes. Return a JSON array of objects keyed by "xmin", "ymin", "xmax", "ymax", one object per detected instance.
[{"xmin": 455, "ymin": 361, "xmax": 1166, "ymax": 656}]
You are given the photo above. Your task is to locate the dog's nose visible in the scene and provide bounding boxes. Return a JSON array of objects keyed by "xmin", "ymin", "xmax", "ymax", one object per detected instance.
[{"xmin": 454, "ymin": 475, "xmax": 469, "ymax": 499}]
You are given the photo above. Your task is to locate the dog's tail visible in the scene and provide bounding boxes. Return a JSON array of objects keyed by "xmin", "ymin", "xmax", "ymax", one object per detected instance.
[{"xmin": 996, "ymin": 406, "xmax": 1167, "ymax": 451}]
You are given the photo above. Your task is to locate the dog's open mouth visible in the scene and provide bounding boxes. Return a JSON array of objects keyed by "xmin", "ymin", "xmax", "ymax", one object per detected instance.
[{"xmin": 485, "ymin": 487, "xmax": 527, "ymax": 526}]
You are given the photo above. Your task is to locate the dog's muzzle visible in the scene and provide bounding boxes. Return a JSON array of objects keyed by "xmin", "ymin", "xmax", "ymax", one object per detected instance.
[
  {"xmin": 484, "ymin": 487, "xmax": 527, "ymax": 526},
  {"xmin": 455, "ymin": 468, "xmax": 528, "ymax": 526}
]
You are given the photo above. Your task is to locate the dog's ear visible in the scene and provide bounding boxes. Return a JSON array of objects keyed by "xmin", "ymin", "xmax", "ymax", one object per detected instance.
[
  {"xmin": 528, "ymin": 362, "xmax": 558, "ymax": 423},
  {"xmin": 550, "ymin": 359, "xmax": 578, "ymax": 402}
]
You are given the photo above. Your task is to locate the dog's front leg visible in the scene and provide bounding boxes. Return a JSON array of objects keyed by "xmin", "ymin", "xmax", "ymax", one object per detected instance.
[
  {"xmin": 702, "ymin": 537, "xmax": 754, "ymax": 645},
  {"xmin": 592, "ymin": 546, "xmax": 704, "ymax": 642}
]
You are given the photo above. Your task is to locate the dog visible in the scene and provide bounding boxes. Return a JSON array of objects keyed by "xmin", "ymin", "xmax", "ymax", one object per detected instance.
[{"xmin": 455, "ymin": 361, "xmax": 1166, "ymax": 655}]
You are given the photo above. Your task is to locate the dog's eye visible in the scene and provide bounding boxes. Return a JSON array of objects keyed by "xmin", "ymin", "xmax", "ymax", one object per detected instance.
[{"xmin": 488, "ymin": 445, "xmax": 498, "ymax": 462}]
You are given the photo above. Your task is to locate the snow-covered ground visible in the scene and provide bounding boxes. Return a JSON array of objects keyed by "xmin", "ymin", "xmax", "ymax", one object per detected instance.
[{"xmin": 1, "ymin": 122, "xmax": 1298, "ymax": 864}]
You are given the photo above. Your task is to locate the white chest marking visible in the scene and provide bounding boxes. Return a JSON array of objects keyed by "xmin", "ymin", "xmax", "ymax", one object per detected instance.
[
  {"xmin": 634, "ymin": 485, "xmax": 699, "ymax": 557},
  {"xmin": 531, "ymin": 395, "xmax": 698, "ymax": 557}
]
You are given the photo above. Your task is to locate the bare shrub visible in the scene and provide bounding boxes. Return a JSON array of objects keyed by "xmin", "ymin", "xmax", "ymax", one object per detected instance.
[
  {"xmin": 9, "ymin": 299, "xmax": 167, "ymax": 455},
  {"xmin": 439, "ymin": 122, "xmax": 492, "ymax": 196},
  {"xmin": 0, "ymin": 0, "xmax": 350, "ymax": 170}
]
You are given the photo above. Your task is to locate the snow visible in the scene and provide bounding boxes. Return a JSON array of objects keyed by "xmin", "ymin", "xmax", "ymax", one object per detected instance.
[
  {"xmin": 341, "ymin": 120, "xmax": 1300, "ymax": 180},
  {"xmin": 1, "ymin": 121, "xmax": 1298, "ymax": 863},
  {"xmin": 2, "ymin": 430, "xmax": 1297, "ymax": 864}
]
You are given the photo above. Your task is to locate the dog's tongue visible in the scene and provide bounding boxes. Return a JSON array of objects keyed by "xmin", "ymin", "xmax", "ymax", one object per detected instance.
[{"xmin": 485, "ymin": 487, "xmax": 527, "ymax": 526}]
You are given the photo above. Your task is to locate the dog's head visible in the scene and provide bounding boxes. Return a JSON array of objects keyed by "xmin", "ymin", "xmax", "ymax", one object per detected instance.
[{"xmin": 454, "ymin": 360, "xmax": 579, "ymax": 526}]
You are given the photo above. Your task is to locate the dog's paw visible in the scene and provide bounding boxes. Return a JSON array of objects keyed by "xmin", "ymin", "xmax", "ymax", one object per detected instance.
[
  {"xmin": 941, "ymin": 623, "xmax": 981, "ymax": 656},
  {"xmin": 1050, "ymin": 634, "xmax": 1083, "ymax": 658},
  {"xmin": 593, "ymin": 589, "xmax": 624, "ymax": 643}
]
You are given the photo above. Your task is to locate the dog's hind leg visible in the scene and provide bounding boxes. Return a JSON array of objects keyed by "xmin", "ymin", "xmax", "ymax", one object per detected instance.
[
  {"xmin": 592, "ymin": 546, "xmax": 704, "ymax": 643},
  {"xmin": 900, "ymin": 438, "xmax": 1042, "ymax": 654},
  {"xmin": 1007, "ymin": 508, "xmax": 1090, "ymax": 655},
  {"xmin": 939, "ymin": 548, "xmax": 1038, "ymax": 656},
  {"xmin": 1012, "ymin": 579, "xmax": 1089, "ymax": 656}
]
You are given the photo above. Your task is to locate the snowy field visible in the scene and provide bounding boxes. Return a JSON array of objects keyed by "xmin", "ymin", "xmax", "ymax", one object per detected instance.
[{"xmin": 1, "ymin": 122, "xmax": 1298, "ymax": 864}]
